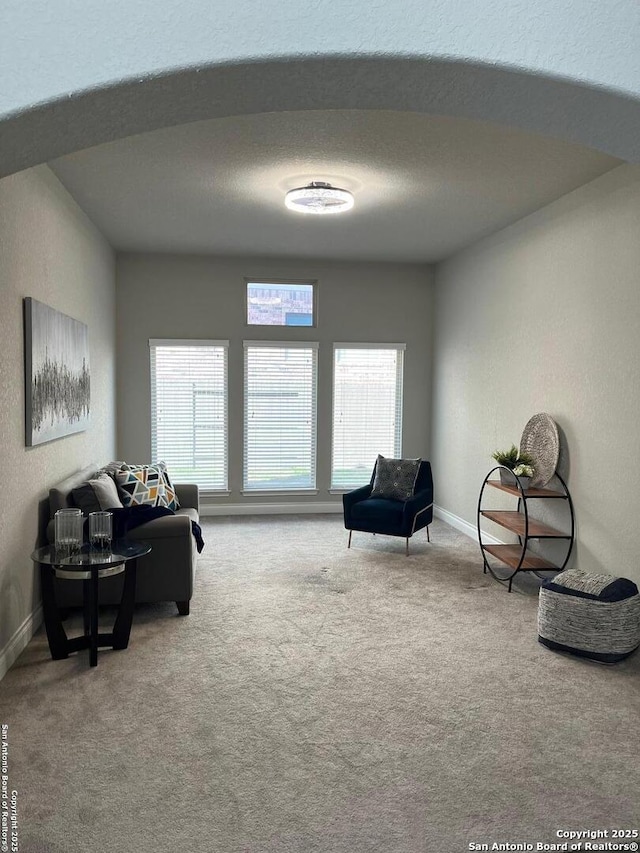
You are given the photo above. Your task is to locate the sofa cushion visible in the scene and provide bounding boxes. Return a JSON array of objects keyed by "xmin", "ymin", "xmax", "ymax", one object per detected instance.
[
  {"xmin": 115, "ymin": 462, "xmax": 180, "ymax": 510},
  {"xmin": 72, "ymin": 473, "xmax": 124, "ymax": 514},
  {"xmin": 371, "ymin": 455, "xmax": 421, "ymax": 501}
]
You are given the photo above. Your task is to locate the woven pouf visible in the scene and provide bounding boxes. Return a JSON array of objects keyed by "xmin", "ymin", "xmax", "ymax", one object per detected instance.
[{"xmin": 538, "ymin": 569, "xmax": 640, "ymax": 662}]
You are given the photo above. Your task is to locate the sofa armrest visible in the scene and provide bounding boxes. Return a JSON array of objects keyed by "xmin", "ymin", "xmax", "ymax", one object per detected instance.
[
  {"xmin": 175, "ymin": 484, "xmax": 199, "ymax": 513},
  {"xmin": 127, "ymin": 513, "xmax": 193, "ymax": 540}
]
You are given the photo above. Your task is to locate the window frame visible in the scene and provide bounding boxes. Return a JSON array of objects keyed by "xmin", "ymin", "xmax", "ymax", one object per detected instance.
[
  {"xmin": 244, "ymin": 278, "xmax": 318, "ymax": 328},
  {"xmin": 149, "ymin": 338, "xmax": 230, "ymax": 495},
  {"xmin": 330, "ymin": 342, "xmax": 406, "ymax": 492}
]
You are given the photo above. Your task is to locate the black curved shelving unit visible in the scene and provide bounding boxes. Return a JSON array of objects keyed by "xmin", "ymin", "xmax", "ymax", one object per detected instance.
[{"xmin": 477, "ymin": 465, "xmax": 575, "ymax": 592}]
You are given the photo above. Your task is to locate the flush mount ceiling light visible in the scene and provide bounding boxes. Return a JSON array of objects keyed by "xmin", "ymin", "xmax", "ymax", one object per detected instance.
[{"xmin": 285, "ymin": 181, "xmax": 354, "ymax": 215}]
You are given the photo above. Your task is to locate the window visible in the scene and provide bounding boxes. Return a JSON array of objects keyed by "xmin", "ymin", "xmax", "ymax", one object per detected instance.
[
  {"xmin": 246, "ymin": 280, "xmax": 316, "ymax": 326},
  {"xmin": 150, "ymin": 340, "xmax": 228, "ymax": 491},
  {"xmin": 244, "ymin": 341, "xmax": 318, "ymax": 491},
  {"xmin": 331, "ymin": 344, "xmax": 405, "ymax": 489}
]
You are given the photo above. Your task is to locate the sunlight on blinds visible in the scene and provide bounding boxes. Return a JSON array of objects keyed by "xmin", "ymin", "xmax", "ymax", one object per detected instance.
[
  {"xmin": 150, "ymin": 341, "xmax": 228, "ymax": 491},
  {"xmin": 244, "ymin": 342, "xmax": 318, "ymax": 490},
  {"xmin": 331, "ymin": 345, "xmax": 404, "ymax": 489}
]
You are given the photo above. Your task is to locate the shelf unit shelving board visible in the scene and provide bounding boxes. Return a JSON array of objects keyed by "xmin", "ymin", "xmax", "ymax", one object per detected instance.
[
  {"xmin": 482, "ymin": 544, "xmax": 558, "ymax": 571},
  {"xmin": 479, "ymin": 510, "xmax": 570, "ymax": 539},
  {"xmin": 487, "ymin": 480, "xmax": 567, "ymax": 499}
]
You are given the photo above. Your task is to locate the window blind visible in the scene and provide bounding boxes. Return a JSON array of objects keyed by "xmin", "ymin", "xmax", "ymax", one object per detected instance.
[
  {"xmin": 331, "ymin": 344, "xmax": 405, "ymax": 489},
  {"xmin": 244, "ymin": 341, "xmax": 318, "ymax": 491},
  {"xmin": 150, "ymin": 340, "xmax": 228, "ymax": 491}
]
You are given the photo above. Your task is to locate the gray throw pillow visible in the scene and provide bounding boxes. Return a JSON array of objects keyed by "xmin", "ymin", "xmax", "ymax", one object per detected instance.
[
  {"xmin": 371, "ymin": 455, "xmax": 421, "ymax": 501},
  {"xmin": 71, "ymin": 483, "xmax": 102, "ymax": 515},
  {"xmin": 72, "ymin": 473, "xmax": 123, "ymax": 514}
]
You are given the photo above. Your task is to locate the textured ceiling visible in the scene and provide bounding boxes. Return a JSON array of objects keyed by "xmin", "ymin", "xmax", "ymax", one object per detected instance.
[{"xmin": 49, "ymin": 110, "xmax": 621, "ymax": 263}]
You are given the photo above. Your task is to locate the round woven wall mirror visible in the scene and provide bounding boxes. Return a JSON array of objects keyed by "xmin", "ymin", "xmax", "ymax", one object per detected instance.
[{"xmin": 520, "ymin": 413, "xmax": 560, "ymax": 487}]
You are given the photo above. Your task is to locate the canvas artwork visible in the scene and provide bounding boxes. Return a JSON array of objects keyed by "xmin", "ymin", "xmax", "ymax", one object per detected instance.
[{"xmin": 24, "ymin": 298, "xmax": 90, "ymax": 446}]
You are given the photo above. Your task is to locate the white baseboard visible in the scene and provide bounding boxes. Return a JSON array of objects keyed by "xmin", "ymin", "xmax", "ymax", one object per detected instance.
[
  {"xmin": 201, "ymin": 502, "xmax": 505, "ymax": 542},
  {"xmin": 201, "ymin": 502, "xmax": 343, "ymax": 516},
  {"xmin": 434, "ymin": 504, "xmax": 504, "ymax": 546},
  {"xmin": 0, "ymin": 605, "xmax": 43, "ymax": 682}
]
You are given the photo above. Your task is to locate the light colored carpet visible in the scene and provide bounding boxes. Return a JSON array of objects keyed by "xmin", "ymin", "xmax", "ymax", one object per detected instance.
[{"xmin": 2, "ymin": 516, "xmax": 639, "ymax": 852}]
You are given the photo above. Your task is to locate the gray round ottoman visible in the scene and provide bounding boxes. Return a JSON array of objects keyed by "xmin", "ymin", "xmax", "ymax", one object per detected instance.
[{"xmin": 538, "ymin": 569, "xmax": 640, "ymax": 662}]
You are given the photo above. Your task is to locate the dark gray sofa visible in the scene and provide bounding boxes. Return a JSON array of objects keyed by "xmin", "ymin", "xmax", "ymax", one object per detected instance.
[{"xmin": 47, "ymin": 464, "xmax": 200, "ymax": 615}]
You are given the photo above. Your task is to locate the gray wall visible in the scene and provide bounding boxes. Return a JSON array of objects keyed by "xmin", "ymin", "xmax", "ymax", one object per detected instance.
[
  {"xmin": 0, "ymin": 166, "xmax": 116, "ymax": 672},
  {"xmin": 116, "ymin": 254, "xmax": 433, "ymax": 507},
  {"xmin": 431, "ymin": 163, "xmax": 640, "ymax": 584}
]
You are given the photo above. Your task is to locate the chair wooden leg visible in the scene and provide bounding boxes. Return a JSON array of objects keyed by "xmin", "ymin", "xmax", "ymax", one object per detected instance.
[
  {"xmin": 348, "ymin": 530, "xmax": 352, "ymax": 549},
  {"xmin": 406, "ymin": 538, "xmax": 409, "ymax": 556},
  {"xmin": 427, "ymin": 526, "xmax": 431, "ymax": 543}
]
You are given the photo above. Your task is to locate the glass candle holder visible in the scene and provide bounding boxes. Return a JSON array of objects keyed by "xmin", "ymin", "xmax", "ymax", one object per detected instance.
[
  {"xmin": 88, "ymin": 511, "xmax": 113, "ymax": 553},
  {"xmin": 54, "ymin": 508, "xmax": 83, "ymax": 557}
]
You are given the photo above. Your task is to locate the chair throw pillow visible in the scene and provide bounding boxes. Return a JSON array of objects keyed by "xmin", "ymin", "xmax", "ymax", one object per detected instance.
[
  {"xmin": 371, "ymin": 455, "xmax": 421, "ymax": 501},
  {"xmin": 72, "ymin": 473, "xmax": 124, "ymax": 515},
  {"xmin": 115, "ymin": 462, "xmax": 180, "ymax": 510}
]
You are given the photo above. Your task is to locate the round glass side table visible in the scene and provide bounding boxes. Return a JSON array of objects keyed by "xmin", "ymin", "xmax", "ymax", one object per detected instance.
[{"xmin": 31, "ymin": 539, "xmax": 151, "ymax": 667}]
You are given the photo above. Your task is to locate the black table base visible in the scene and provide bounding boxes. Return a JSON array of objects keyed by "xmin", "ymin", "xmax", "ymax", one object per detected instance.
[{"xmin": 40, "ymin": 560, "xmax": 138, "ymax": 667}]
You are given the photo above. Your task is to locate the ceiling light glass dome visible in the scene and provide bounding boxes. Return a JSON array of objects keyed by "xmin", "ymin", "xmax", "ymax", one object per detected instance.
[{"xmin": 285, "ymin": 181, "xmax": 354, "ymax": 215}]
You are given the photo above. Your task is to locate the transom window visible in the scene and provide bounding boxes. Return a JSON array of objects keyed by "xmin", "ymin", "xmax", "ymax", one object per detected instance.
[{"xmin": 246, "ymin": 280, "xmax": 316, "ymax": 327}]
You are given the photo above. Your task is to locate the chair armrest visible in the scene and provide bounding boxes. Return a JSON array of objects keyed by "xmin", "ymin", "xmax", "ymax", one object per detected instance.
[
  {"xmin": 175, "ymin": 484, "xmax": 199, "ymax": 513},
  {"xmin": 343, "ymin": 484, "xmax": 373, "ymax": 513},
  {"xmin": 402, "ymin": 487, "xmax": 433, "ymax": 521}
]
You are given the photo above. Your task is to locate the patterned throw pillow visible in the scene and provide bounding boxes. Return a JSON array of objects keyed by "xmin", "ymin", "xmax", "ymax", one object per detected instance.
[
  {"xmin": 155, "ymin": 461, "xmax": 180, "ymax": 510},
  {"xmin": 370, "ymin": 455, "xmax": 421, "ymax": 501},
  {"xmin": 115, "ymin": 462, "xmax": 180, "ymax": 510}
]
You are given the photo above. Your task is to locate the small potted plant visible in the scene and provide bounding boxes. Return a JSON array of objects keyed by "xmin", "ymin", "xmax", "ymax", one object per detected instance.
[
  {"xmin": 491, "ymin": 445, "xmax": 535, "ymax": 488},
  {"xmin": 512, "ymin": 463, "xmax": 534, "ymax": 491}
]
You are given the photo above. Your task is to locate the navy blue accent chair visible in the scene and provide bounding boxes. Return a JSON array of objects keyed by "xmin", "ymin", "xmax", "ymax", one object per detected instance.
[{"xmin": 343, "ymin": 460, "xmax": 434, "ymax": 555}]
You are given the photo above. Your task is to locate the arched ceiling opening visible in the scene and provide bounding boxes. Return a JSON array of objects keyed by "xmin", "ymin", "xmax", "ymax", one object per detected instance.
[
  {"xmin": 4, "ymin": 3, "xmax": 640, "ymax": 263},
  {"xmin": 3, "ymin": 55, "xmax": 640, "ymax": 179}
]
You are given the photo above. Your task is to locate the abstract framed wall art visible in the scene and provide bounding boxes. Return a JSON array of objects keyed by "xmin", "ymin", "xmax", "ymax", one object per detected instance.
[{"xmin": 23, "ymin": 298, "xmax": 90, "ymax": 446}]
